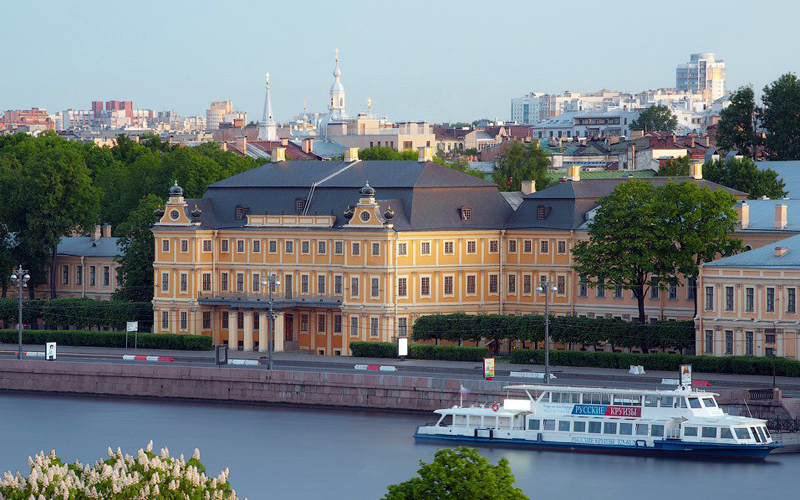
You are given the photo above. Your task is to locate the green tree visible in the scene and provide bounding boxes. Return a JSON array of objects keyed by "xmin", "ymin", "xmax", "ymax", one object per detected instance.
[
  {"xmin": 114, "ymin": 194, "xmax": 162, "ymax": 302},
  {"xmin": 0, "ymin": 133, "xmax": 99, "ymax": 298},
  {"xmin": 572, "ymin": 181, "xmax": 671, "ymax": 322},
  {"xmin": 656, "ymin": 156, "xmax": 692, "ymax": 176},
  {"xmin": 716, "ymin": 86, "xmax": 759, "ymax": 157},
  {"xmin": 630, "ymin": 105, "xmax": 678, "ymax": 133},
  {"xmin": 657, "ymin": 181, "xmax": 743, "ymax": 316},
  {"xmin": 703, "ymin": 157, "xmax": 786, "ymax": 199},
  {"xmin": 492, "ymin": 141, "xmax": 551, "ymax": 192},
  {"xmin": 359, "ymin": 146, "xmax": 404, "ymax": 160},
  {"xmin": 433, "ymin": 155, "xmax": 486, "ymax": 179},
  {"xmin": 384, "ymin": 447, "xmax": 528, "ymax": 500},
  {"xmin": 761, "ymin": 72, "xmax": 800, "ymax": 160}
]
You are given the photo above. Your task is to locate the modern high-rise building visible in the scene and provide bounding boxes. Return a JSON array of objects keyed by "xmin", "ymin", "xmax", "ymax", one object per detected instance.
[{"xmin": 676, "ymin": 53, "xmax": 726, "ymax": 101}]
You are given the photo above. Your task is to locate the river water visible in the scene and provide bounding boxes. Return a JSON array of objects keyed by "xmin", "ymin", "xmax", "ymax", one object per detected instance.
[{"xmin": 0, "ymin": 393, "xmax": 797, "ymax": 499}]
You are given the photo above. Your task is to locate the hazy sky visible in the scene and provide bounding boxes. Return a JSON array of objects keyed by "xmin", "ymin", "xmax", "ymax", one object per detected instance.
[{"xmin": 3, "ymin": 0, "xmax": 797, "ymax": 123}]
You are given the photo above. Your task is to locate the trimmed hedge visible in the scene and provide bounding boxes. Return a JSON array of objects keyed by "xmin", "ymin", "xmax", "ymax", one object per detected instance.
[
  {"xmin": 413, "ymin": 313, "xmax": 694, "ymax": 351},
  {"xmin": 0, "ymin": 329, "xmax": 212, "ymax": 351},
  {"xmin": 510, "ymin": 349, "xmax": 800, "ymax": 377},
  {"xmin": 0, "ymin": 298, "xmax": 153, "ymax": 331},
  {"xmin": 349, "ymin": 341, "xmax": 488, "ymax": 362}
]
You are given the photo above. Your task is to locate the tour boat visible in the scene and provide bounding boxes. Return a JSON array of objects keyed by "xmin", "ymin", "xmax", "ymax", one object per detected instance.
[{"xmin": 414, "ymin": 384, "xmax": 781, "ymax": 460}]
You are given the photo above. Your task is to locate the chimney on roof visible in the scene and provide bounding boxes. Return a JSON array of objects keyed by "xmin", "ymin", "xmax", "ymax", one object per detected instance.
[
  {"xmin": 235, "ymin": 135, "xmax": 247, "ymax": 154},
  {"xmin": 569, "ymin": 165, "xmax": 581, "ymax": 182},
  {"xmin": 271, "ymin": 147, "xmax": 286, "ymax": 162},
  {"xmin": 343, "ymin": 147, "xmax": 359, "ymax": 162},
  {"xmin": 221, "ymin": 142, "xmax": 228, "ymax": 152},
  {"xmin": 688, "ymin": 136, "xmax": 695, "ymax": 148},
  {"xmin": 736, "ymin": 202, "xmax": 749, "ymax": 229},
  {"xmin": 90, "ymin": 225, "xmax": 101, "ymax": 242},
  {"xmin": 280, "ymin": 138, "xmax": 289, "ymax": 146},
  {"xmin": 521, "ymin": 180, "xmax": 536, "ymax": 195},
  {"xmin": 418, "ymin": 146, "xmax": 433, "ymax": 163},
  {"xmin": 690, "ymin": 162, "xmax": 703, "ymax": 180},
  {"xmin": 702, "ymin": 135, "xmax": 710, "ymax": 147},
  {"xmin": 775, "ymin": 203, "xmax": 788, "ymax": 230},
  {"xmin": 102, "ymin": 224, "xmax": 111, "ymax": 238},
  {"xmin": 302, "ymin": 137, "xmax": 314, "ymax": 154},
  {"xmin": 775, "ymin": 246, "xmax": 788, "ymax": 257}
]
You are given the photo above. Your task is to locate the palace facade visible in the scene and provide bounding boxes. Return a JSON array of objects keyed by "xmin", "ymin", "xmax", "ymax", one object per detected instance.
[{"xmin": 153, "ymin": 151, "xmax": 788, "ymax": 356}]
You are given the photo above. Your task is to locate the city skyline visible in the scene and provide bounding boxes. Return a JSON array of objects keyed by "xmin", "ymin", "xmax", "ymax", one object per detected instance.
[{"xmin": 2, "ymin": 0, "xmax": 798, "ymax": 123}]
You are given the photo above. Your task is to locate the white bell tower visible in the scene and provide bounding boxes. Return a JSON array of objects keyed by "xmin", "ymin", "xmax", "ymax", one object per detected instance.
[
  {"xmin": 329, "ymin": 48, "xmax": 347, "ymax": 121},
  {"xmin": 258, "ymin": 71, "xmax": 277, "ymax": 141}
]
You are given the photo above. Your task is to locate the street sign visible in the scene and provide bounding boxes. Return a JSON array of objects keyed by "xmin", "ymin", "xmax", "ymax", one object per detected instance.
[
  {"xmin": 680, "ymin": 364, "xmax": 692, "ymax": 387},
  {"xmin": 484, "ymin": 357, "xmax": 495, "ymax": 380},
  {"xmin": 45, "ymin": 342, "xmax": 56, "ymax": 361},
  {"xmin": 397, "ymin": 337, "xmax": 408, "ymax": 358},
  {"xmin": 126, "ymin": 321, "xmax": 138, "ymax": 332}
]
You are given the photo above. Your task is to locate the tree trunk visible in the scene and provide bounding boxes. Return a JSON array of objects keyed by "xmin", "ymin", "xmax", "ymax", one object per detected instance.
[
  {"xmin": 634, "ymin": 287, "xmax": 646, "ymax": 323},
  {"xmin": 50, "ymin": 246, "xmax": 58, "ymax": 299},
  {"xmin": 1, "ymin": 283, "xmax": 5, "ymax": 298}
]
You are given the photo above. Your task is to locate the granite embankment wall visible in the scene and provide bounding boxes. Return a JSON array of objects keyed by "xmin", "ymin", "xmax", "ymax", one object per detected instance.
[{"xmin": 0, "ymin": 360, "xmax": 506, "ymax": 412}]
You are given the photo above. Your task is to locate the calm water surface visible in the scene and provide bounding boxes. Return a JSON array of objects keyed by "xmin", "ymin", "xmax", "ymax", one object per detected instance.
[{"xmin": 0, "ymin": 393, "xmax": 796, "ymax": 499}]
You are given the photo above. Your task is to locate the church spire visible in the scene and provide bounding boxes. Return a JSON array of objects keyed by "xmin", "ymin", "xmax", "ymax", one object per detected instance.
[
  {"xmin": 258, "ymin": 71, "xmax": 277, "ymax": 141},
  {"xmin": 328, "ymin": 47, "xmax": 346, "ymax": 121}
]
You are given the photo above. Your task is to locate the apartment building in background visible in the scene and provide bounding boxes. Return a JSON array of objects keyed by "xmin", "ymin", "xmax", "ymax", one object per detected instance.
[{"xmin": 676, "ymin": 53, "xmax": 726, "ymax": 102}]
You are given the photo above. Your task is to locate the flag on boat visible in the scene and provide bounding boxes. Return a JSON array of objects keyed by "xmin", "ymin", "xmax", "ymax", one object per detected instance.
[{"xmin": 460, "ymin": 385, "xmax": 470, "ymax": 397}]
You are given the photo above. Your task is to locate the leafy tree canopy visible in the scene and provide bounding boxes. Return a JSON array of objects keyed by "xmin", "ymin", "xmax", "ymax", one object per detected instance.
[
  {"xmin": 630, "ymin": 105, "xmax": 677, "ymax": 133},
  {"xmin": 384, "ymin": 447, "xmax": 528, "ymax": 500},
  {"xmin": 761, "ymin": 72, "xmax": 800, "ymax": 160},
  {"xmin": 492, "ymin": 141, "xmax": 551, "ymax": 192},
  {"xmin": 655, "ymin": 156, "xmax": 692, "ymax": 177},
  {"xmin": 114, "ymin": 194, "xmax": 161, "ymax": 302},
  {"xmin": 703, "ymin": 157, "xmax": 786, "ymax": 199},
  {"xmin": 716, "ymin": 85, "xmax": 759, "ymax": 157}
]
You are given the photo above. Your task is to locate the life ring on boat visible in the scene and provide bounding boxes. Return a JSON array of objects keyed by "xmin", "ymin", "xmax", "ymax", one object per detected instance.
[{"xmin": 491, "ymin": 402, "xmax": 500, "ymax": 412}]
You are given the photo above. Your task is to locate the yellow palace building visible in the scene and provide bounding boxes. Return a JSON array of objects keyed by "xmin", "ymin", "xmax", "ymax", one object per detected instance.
[{"xmin": 152, "ymin": 147, "xmax": 761, "ymax": 356}]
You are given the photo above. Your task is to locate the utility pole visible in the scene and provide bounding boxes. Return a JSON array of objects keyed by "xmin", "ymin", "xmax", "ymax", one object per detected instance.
[
  {"xmin": 536, "ymin": 279, "xmax": 558, "ymax": 384},
  {"xmin": 263, "ymin": 274, "xmax": 280, "ymax": 370},
  {"xmin": 10, "ymin": 266, "xmax": 30, "ymax": 360}
]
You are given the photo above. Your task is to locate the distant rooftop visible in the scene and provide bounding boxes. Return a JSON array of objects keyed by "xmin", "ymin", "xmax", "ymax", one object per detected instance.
[{"xmin": 703, "ymin": 233, "xmax": 800, "ymax": 269}]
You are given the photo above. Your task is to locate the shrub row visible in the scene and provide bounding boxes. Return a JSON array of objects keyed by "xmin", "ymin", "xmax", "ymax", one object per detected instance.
[
  {"xmin": 412, "ymin": 314, "xmax": 694, "ymax": 351},
  {"xmin": 510, "ymin": 349, "xmax": 800, "ymax": 377},
  {"xmin": 0, "ymin": 329, "xmax": 212, "ymax": 351},
  {"xmin": 0, "ymin": 298, "xmax": 153, "ymax": 331},
  {"xmin": 349, "ymin": 341, "xmax": 488, "ymax": 362}
]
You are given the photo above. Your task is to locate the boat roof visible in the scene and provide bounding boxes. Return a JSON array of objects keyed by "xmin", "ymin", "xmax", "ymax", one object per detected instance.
[
  {"xmin": 435, "ymin": 407, "xmax": 524, "ymax": 417},
  {"xmin": 504, "ymin": 384, "xmax": 719, "ymax": 398}
]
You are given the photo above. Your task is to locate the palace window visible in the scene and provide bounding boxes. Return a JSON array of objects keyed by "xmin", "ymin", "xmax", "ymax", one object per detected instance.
[
  {"xmin": 180, "ymin": 311, "xmax": 188, "ymax": 331},
  {"xmin": 318, "ymin": 241, "xmax": 327, "ymax": 255},
  {"xmin": 725, "ymin": 286, "xmax": 734, "ymax": 311},
  {"xmin": 318, "ymin": 275, "xmax": 326, "ymax": 295},
  {"xmin": 540, "ymin": 240, "xmax": 549, "ymax": 254},
  {"xmin": 420, "ymin": 241, "xmax": 431, "ymax": 255},
  {"xmin": 489, "ymin": 240, "xmax": 499, "ymax": 253},
  {"xmin": 420, "ymin": 277, "xmax": 431, "ymax": 297},
  {"xmin": 507, "ymin": 274, "xmax": 516, "ymax": 294},
  {"xmin": 203, "ymin": 240, "xmax": 212, "ymax": 252},
  {"xmin": 537, "ymin": 205, "xmax": 550, "ymax": 220},
  {"xmin": 746, "ymin": 288, "xmax": 754, "ymax": 312},
  {"xmin": 523, "ymin": 240, "xmax": 532, "ymax": 253},
  {"xmin": 352, "ymin": 242, "xmax": 361, "ymax": 256},
  {"xmin": 397, "ymin": 242, "xmax": 407, "ymax": 256},
  {"xmin": 234, "ymin": 205, "xmax": 249, "ymax": 220},
  {"xmin": 371, "ymin": 242, "xmax": 380, "ymax": 256},
  {"xmin": 350, "ymin": 316, "xmax": 359, "ymax": 337},
  {"xmin": 370, "ymin": 317, "xmax": 379, "ymax": 338},
  {"xmin": 301, "ymin": 274, "xmax": 309, "ymax": 294},
  {"xmin": 705, "ymin": 330, "xmax": 713, "ymax": 354},
  {"xmin": 767, "ymin": 287, "xmax": 775, "ymax": 312},
  {"xmin": 746, "ymin": 331, "xmax": 754, "ymax": 356},
  {"xmin": 444, "ymin": 276, "xmax": 454, "ymax": 296},
  {"xmin": 202, "ymin": 311, "xmax": 211, "ymax": 330},
  {"xmin": 301, "ymin": 241, "xmax": 310, "ymax": 254},
  {"xmin": 523, "ymin": 274, "xmax": 532, "ymax": 294},
  {"xmin": 269, "ymin": 240, "xmax": 277, "ymax": 253},
  {"xmin": 318, "ymin": 314, "xmax": 326, "ymax": 333},
  {"xmin": 371, "ymin": 277, "xmax": 380, "ymax": 297},
  {"xmin": 76, "ymin": 266, "xmax": 83, "ymax": 286},
  {"xmin": 466, "ymin": 240, "xmax": 477, "ymax": 254},
  {"xmin": 334, "ymin": 275, "xmax": 343, "ymax": 295},
  {"xmin": 301, "ymin": 314, "xmax": 309, "ymax": 332},
  {"xmin": 489, "ymin": 274, "xmax": 498, "ymax": 294},
  {"xmin": 179, "ymin": 273, "xmax": 187, "ymax": 293},
  {"xmin": 789, "ymin": 288, "xmax": 797, "ymax": 313},
  {"xmin": 334, "ymin": 315, "xmax": 342, "ymax": 334},
  {"xmin": 180, "ymin": 239, "xmax": 188, "ymax": 253},
  {"xmin": 253, "ymin": 273, "xmax": 260, "ymax": 293},
  {"xmin": 334, "ymin": 241, "xmax": 343, "ymax": 255},
  {"xmin": 508, "ymin": 240, "xmax": 517, "ymax": 254},
  {"xmin": 578, "ymin": 275, "xmax": 588, "ymax": 297},
  {"xmin": 397, "ymin": 277, "xmax": 408, "ymax": 297},
  {"xmin": 398, "ymin": 317, "xmax": 408, "ymax": 337},
  {"xmin": 557, "ymin": 240, "xmax": 566, "ymax": 254},
  {"xmin": 202, "ymin": 273, "xmax": 211, "ymax": 292},
  {"xmin": 725, "ymin": 331, "xmax": 733, "ymax": 355},
  {"xmin": 705, "ymin": 286, "xmax": 714, "ymax": 310},
  {"xmin": 295, "ymin": 198, "xmax": 306, "ymax": 214},
  {"xmin": 351, "ymin": 276, "xmax": 359, "ymax": 297},
  {"xmin": 221, "ymin": 272, "xmax": 228, "ymax": 292},
  {"xmin": 466, "ymin": 275, "xmax": 476, "ymax": 295},
  {"xmin": 221, "ymin": 240, "xmax": 229, "ymax": 253},
  {"xmin": 253, "ymin": 240, "xmax": 261, "ymax": 253},
  {"xmin": 90, "ymin": 266, "xmax": 96, "ymax": 286},
  {"xmin": 161, "ymin": 311, "xmax": 169, "ymax": 330},
  {"xmin": 161, "ymin": 272, "xmax": 169, "ymax": 292},
  {"xmin": 285, "ymin": 240, "xmax": 294, "ymax": 254},
  {"xmin": 162, "ymin": 239, "xmax": 170, "ymax": 252},
  {"xmin": 557, "ymin": 275, "xmax": 565, "ymax": 294},
  {"xmin": 236, "ymin": 273, "xmax": 244, "ymax": 292},
  {"xmin": 444, "ymin": 241, "xmax": 454, "ymax": 255},
  {"xmin": 460, "ymin": 206, "xmax": 472, "ymax": 221},
  {"xmin": 236, "ymin": 240, "xmax": 245, "ymax": 253}
]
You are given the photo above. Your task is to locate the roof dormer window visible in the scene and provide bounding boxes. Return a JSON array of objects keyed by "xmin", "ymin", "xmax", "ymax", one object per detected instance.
[
  {"xmin": 460, "ymin": 206, "xmax": 472, "ymax": 221},
  {"xmin": 295, "ymin": 198, "xmax": 306, "ymax": 214},
  {"xmin": 234, "ymin": 205, "xmax": 249, "ymax": 220},
  {"xmin": 537, "ymin": 205, "xmax": 551, "ymax": 220}
]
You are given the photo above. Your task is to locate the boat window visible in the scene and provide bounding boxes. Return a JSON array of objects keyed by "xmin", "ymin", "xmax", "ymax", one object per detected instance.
[
  {"xmin": 558, "ymin": 421, "xmax": 570, "ymax": 432},
  {"xmin": 469, "ymin": 416, "xmax": 481, "ymax": 427},
  {"xmin": 702, "ymin": 398, "xmax": 717, "ymax": 408},
  {"xmin": 601, "ymin": 394, "xmax": 611, "ymax": 405},
  {"xmin": 619, "ymin": 423, "xmax": 633, "ymax": 435},
  {"xmin": 582, "ymin": 393, "xmax": 594, "ymax": 404},
  {"xmin": 756, "ymin": 427, "xmax": 768, "ymax": 443},
  {"xmin": 542, "ymin": 392, "xmax": 551, "ymax": 403},
  {"xmin": 734, "ymin": 428, "xmax": 751, "ymax": 440},
  {"xmin": 636, "ymin": 424, "xmax": 649, "ymax": 436},
  {"xmin": 454, "ymin": 415, "xmax": 468, "ymax": 426},
  {"xmin": 764, "ymin": 427, "xmax": 771, "ymax": 439},
  {"xmin": 751, "ymin": 427, "xmax": 762, "ymax": 443},
  {"xmin": 720, "ymin": 428, "xmax": 733, "ymax": 439},
  {"xmin": 528, "ymin": 419, "xmax": 540, "ymax": 431},
  {"xmin": 485, "ymin": 417, "xmax": 497, "ymax": 428},
  {"xmin": 660, "ymin": 396, "xmax": 674, "ymax": 408},
  {"xmin": 603, "ymin": 422, "xmax": 617, "ymax": 434},
  {"xmin": 679, "ymin": 398, "xmax": 688, "ymax": 408},
  {"xmin": 588, "ymin": 421, "xmax": 601, "ymax": 434},
  {"xmin": 684, "ymin": 426, "xmax": 698, "ymax": 437},
  {"xmin": 498, "ymin": 417, "xmax": 511, "ymax": 429},
  {"xmin": 573, "ymin": 421, "xmax": 586, "ymax": 433},
  {"xmin": 702, "ymin": 427, "xmax": 717, "ymax": 438},
  {"xmin": 568, "ymin": 393, "xmax": 581, "ymax": 403},
  {"xmin": 543, "ymin": 419, "xmax": 556, "ymax": 431},
  {"xmin": 551, "ymin": 392, "xmax": 560, "ymax": 403},
  {"xmin": 651, "ymin": 425, "xmax": 664, "ymax": 437},
  {"xmin": 644, "ymin": 395, "xmax": 659, "ymax": 407},
  {"xmin": 688, "ymin": 398, "xmax": 702, "ymax": 409}
]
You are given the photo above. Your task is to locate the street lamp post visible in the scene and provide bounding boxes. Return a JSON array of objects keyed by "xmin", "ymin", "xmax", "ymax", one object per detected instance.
[
  {"xmin": 536, "ymin": 280, "xmax": 558, "ymax": 384},
  {"xmin": 262, "ymin": 274, "xmax": 280, "ymax": 370},
  {"xmin": 10, "ymin": 266, "xmax": 30, "ymax": 360}
]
